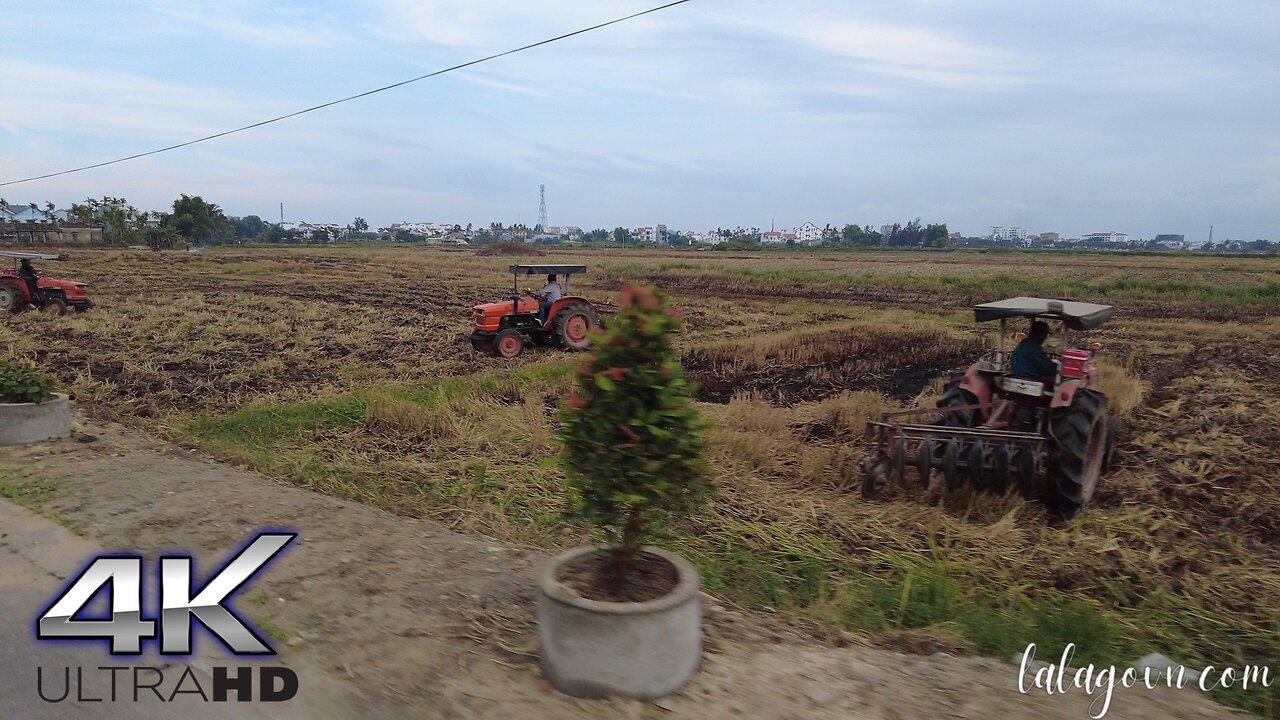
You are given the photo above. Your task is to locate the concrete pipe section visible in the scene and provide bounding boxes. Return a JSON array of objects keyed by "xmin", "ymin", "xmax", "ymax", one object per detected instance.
[
  {"xmin": 537, "ymin": 545, "xmax": 701, "ymax": 700},
  {"xmin": 0, "ymin": 394, "xmax": 71, "ymax": 446}
]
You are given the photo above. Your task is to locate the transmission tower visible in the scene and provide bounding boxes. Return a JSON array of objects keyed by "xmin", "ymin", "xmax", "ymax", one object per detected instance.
[{"xmin": 538, "ymin": 184, "xmax": 548, "ymax": 230}]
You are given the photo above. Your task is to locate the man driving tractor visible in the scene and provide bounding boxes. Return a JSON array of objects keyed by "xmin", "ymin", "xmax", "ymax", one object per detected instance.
[
  {"xmin": 18, "ymin": 258, "xmax": 40, "ymax": 306},
  {"xmin": 533, "ymin": 273, "xmax": 562, "ymax": 324},
  {"xmin": 1010, "ymin": 319, "xmax": 1058, "ymax": 382}
]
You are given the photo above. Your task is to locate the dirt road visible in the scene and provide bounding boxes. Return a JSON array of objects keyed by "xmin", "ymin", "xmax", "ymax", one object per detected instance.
[{"xmin": 0, "ymin": 420, "xmax": 1242, "ymax": 720}]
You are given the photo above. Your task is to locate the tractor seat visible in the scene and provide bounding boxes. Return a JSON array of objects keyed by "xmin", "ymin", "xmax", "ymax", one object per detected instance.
[
  {"xmin": 974, "ymin": 359, "xmax": 1002, "ymax": 375},
  {"xmin": 1000, "ymin": 376, "xmax": 1045, "ymax": 398}
]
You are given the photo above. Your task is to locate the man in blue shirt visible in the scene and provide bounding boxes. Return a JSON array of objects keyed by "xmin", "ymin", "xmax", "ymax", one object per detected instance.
[
  {"xmin": 533, "ymin": 274, "xmax": 562, "ymax": 325},
  {"xmin": 1010, "ymin": 320, "xmax": 1058, "ymax": 381}
]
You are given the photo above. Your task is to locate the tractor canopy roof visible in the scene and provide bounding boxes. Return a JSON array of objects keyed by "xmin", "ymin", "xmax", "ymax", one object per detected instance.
[
  {"xmin": 973, "ymin": 296, "xmax": 1113, "ymax": 331},
  {"xmin": 508, "ymin": 264, "xmax": 586, "ymax": 276},
  {"xmin": 0, "ymin": 251, "xmax": 62, "ymax": 261}
]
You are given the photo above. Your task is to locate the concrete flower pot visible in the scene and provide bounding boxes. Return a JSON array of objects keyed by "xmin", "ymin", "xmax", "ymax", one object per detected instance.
[
  {"xmin": 0, "ymin": 393, "xmax": 71, "ymax": 446},
  {"xmin": 537, "ymin": 545, "xmax": 701, "ymax": 700}
]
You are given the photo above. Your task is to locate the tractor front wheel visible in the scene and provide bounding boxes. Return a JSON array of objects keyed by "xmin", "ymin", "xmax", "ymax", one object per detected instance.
[
  {"xmin": 553, "ymin": 302, "xmax": 600, "ymax": 351},
  {"xmin": 41, "ymin": 298, "xmax": 67, "ymax": 316},
  {"xmin": 1045, "ymin": 388, "xmax": 1109, "ymax": 518},
  {"xmin": 493, "ymin": 329, "xmax": 525, "ymax": 358}
]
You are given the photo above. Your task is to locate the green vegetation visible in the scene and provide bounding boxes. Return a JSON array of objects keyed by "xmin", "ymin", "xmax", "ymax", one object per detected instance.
[
  {"xmin": 0, "ymin": 362, "xmax": 55, "ymax": 404},
  {"xmin": 0, "ymin": 466, "xmax": 83, "ymax": 534}
]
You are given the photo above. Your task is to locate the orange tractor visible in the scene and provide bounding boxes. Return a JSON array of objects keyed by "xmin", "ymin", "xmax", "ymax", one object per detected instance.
[
  {"xmin": 0, "ymin": 251, "xmax": 93, "ymax": 315},
  {"xmin": 470, "ymin": 264, "xmax": 602, "ymax": 358},
  {"xmin": 861, "ymin": 297, "xmax": 1118, "ymax": 517}
]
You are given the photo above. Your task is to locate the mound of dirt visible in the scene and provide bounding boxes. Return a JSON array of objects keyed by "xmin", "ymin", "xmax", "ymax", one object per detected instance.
[{"xmin": 476, "ymin": 242, "xmax": 546, "ymax": 257}]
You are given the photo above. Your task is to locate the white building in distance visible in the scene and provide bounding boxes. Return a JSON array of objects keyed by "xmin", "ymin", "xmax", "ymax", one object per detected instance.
[
  {"xmin": 1081, "ymin": 231, "xmax": 1129, "ymax": 244},
  {"xmin": 990, "ymin": 226, "xmax": 1029, "ymax": 242},
  {"xmin": 796, "ymin": 221, "xmax": 822, "ymax": 245}
]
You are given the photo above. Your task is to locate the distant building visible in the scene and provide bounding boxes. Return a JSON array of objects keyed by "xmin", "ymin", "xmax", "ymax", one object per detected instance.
[
  {"xmin": 1, "ymin": 204, "xmax": 49, "ymax": 223},
  {"xmin": 796, "ymin": 221, "xmax": 821, "ymax": 245},
  {"xmin": 1081, "ymin": 231, "xmax": 1129, "ymax": 244},
  {"xmin": 1153, "ymin": 234, "xmax": 1187, "ymax": 250},
  {"xmin": 990, "ymin": 226, "xmax": 1029, "ymax": 242},
  {"xmin": 759, "ymin": 231, "xmax": 785, "ymax": 244},
  {"xmin": 1039, "ymin": 231, "xmax": 1060, "ymax": 243},
  {"xmin": 1, "ymin": 222, "xmax": 103, "ymax": 246},
  {"xmin": 632, "ymin": 226, "xmax": 656, "ymax": 243}
]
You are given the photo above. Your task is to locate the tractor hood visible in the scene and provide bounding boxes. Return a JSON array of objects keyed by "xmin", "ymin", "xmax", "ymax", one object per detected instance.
[
  {"xmin": 37, "ymin": 277, "xmax": 88, "ymax": 291},
  {"xmin": 473, "ymin": 298, "xmax": 538, "ymax": 315}
]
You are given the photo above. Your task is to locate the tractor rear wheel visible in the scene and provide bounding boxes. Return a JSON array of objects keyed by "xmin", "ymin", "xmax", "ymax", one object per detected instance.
[
  {"xmin": 1045, "ymin": 389, "xmax": 1109, "ymax": 518},
  {"xmin": 493, "ymin": 329, "xmax": 525, "ymax": 358},
  {"xmin": 553, "ymin": 302, "xmax": 600, "ymax": 351},
  {"xmin": 936, "ymin": 385, "xmax": 979, "ymax": 428},
  {"xmin": 0, "ymin": 283, "xmax": 23, "ymax": 313}
]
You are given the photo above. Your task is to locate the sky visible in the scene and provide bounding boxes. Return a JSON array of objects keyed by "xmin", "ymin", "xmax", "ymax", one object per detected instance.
[{"xmin": 1, "ymin": 0, "xmax": 1277, "ymax": 240}]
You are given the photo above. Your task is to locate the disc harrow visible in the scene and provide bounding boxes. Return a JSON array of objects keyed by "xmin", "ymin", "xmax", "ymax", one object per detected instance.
[{"xmin": 860, "ymin": 403, "xmax": 1044, "ymax": 500}]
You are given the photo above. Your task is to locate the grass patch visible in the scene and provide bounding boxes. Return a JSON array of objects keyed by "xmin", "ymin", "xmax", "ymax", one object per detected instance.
[{"xmin": 0, "ymin": 466, "xmax": 85, "ymax": 535}]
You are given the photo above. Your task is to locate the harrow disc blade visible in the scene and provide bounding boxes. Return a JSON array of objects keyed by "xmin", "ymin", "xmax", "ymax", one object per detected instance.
[
  {"xmin": 893, "ymin": 435, "xmax": 908, "ymax": 488},
  {"xmin": 1016, "ymin": 445, "xmax": 1040, "ymax": 499},
  {"xmin": 916, "ymin": 439, "xmax": 933, "ymax": 488},
  {"xmin": 943, "ymin": 439, "xmax": 961, "ymax": 490},
  {"xmin": 968, "ymin": 439, "xmax": 985, "ymax": 488},
  {"xmin": 991, "ymin": 442, "xmax": 1012, "ymax": 493},
  {"xmin": 862, "ymin": 457, "xmax": 891, "ymax": 500}
]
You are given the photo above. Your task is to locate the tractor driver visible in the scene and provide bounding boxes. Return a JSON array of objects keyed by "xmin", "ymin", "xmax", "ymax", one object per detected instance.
[
  {"xmin": 18, "ymin": 258, "xmax": 40, "ymax": 304},
  {"xmin": 1010, "ymin": 320, "xmax": 1058, "ymax": 383},
  {"xmin": 534, "ymin": 273, "xmax": 562, "ymax": 324}
]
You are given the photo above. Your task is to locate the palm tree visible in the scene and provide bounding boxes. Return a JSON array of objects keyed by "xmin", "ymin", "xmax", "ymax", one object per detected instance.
[{"xmin": 144, "ymin": 224, "xmax": 180, "ymax": 251}]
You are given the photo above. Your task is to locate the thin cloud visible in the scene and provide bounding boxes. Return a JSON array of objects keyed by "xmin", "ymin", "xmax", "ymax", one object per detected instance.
[
  {"xmin": 150, "ymin": 1, "xmax": 349, "ymax": 49},
  {"xmin": 0, "ymin": 60, "xmax": 285, "ymax": 141},
  {"xmin": 453, "ymin": 71, "xmax": 545, "ymax": 97}
]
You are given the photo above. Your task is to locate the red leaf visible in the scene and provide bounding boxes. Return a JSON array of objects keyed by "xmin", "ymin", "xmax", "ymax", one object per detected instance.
[{"xmin": 634, "ymin": 286, "xmax": 659, "ymax": 308}]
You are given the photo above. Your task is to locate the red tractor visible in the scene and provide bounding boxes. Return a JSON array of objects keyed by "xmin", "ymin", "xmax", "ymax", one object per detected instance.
[
  {"xmin": 861, "ymin": 297, "xmax": 1118, "ymax": 518},
  {"xmin": 470, "ymin": 264, "xmax": 602, "ymax": 358},
  {"xmin": 0, "ymin": 251, "xmax": 93, "ymax": 315}
]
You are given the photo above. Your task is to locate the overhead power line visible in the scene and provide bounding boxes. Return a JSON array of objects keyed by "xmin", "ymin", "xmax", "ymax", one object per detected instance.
[{"xmin": 0, "ymin": 0, "xmax": 693, "ymax": 188}]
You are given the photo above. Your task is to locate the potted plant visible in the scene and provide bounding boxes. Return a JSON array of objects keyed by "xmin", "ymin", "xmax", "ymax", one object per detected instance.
[
  {"xmin": 539, "ymin": 284, "xmax": 713, "ymax": 700},
  {"xmin": 0, "ymin": 361, "xmax": 71, "ymax": 446}
]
